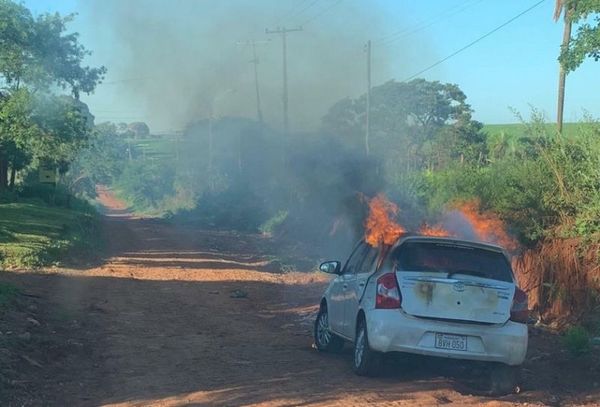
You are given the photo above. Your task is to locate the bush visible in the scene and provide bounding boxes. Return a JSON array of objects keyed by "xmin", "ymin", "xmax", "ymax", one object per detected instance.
[
  {"xmin": 259, "ymin": 210, "xmax": 288, "ymax": 236},
  {"xmin": 18, "ymin": 183, "xmax": 73, "ymax": 207},
  {"xmin": 115, "ymin": 159, "xmax": 176, "ymax": 212},
  {"xmin": 175, "ymin": 186, "xmax": 270, "ymax": 232},
  {"xmin": 563, "ymin": 326, "xmax": 591, "ymax": 356}
]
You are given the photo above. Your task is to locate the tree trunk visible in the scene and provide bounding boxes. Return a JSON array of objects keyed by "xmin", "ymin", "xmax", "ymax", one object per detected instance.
[
  {"xmin": 0, "ymin": 158, "xmax": 8, "ymax": 191},
  {"xmin": 8, "ymin": 167, "xmax": 16, "ymax": 190},
  {"xmin": 557, "ymin": 9, "xmax": 572, "ymax": 134}
]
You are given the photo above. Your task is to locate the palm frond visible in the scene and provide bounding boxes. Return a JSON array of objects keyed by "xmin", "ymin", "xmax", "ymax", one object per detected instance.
[{"xmin": 553, "ymin": 0, "xmax": 564, "ymax": 21}]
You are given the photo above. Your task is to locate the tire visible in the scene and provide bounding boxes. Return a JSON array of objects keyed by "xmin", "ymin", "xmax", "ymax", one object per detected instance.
[
  {"xmin": 352, "ymin": 318, "xmax": 382, "ymax": 376},
  {"xmin": 489, "ymin": 364, "xmax": 521, "ymax": 395},
  {"xmin": 314, "ymin": 305, "xmax": 344, "ymax": 352}
]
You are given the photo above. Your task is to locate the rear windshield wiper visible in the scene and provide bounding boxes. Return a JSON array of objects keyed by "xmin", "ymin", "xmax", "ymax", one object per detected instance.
[{"xmin": 447, "ymin": 270, "xmax": 486, "ymax": 279}]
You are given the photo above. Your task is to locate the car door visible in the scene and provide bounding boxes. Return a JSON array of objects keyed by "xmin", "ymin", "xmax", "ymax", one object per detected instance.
[
  {"xmin": 327, "ymin": 243, "xmax": 363, "ymax": 336},
  {"xmin": 342, "ymin": 244, "xmax": 380, "ymax": 338}
]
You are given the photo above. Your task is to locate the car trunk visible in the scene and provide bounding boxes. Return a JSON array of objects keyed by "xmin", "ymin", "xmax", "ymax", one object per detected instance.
[
  {"xmin": 392, "ymin": 240, "xmax": 515, "ymax": 325},
  {"xmin": 397, "ymin": 273, "xmax": 514, "ymax": 324}
]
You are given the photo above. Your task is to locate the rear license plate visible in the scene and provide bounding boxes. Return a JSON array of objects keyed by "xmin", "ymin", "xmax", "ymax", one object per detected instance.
[{"xmin": 434, "ymin": 333, "xmax": 467, "ymax": 351}]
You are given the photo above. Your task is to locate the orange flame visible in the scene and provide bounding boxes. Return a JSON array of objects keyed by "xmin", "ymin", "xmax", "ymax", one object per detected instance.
[
  {"xmin": 364, "ymin": 194, "xmax": 405, "ymax": 247},
  {"xmin": 453, "ymin": 200, "xmax": 519, "ymax": 252},
  {"xmin": 418, "ymin": 224, "xmax": 455, "ymax": 237}
]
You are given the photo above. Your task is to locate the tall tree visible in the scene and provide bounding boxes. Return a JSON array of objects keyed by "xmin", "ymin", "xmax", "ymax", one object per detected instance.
[
  {"xmin": 554, "ymin": 0, "xmax": 600, "ymax": 133},
  {"xmin": 0, "ymin": 0, "xmax": 105, "ymax": 189},
  {"xmin": 321, "ymin": 79, "xmax": 480, "ymax": 171}
]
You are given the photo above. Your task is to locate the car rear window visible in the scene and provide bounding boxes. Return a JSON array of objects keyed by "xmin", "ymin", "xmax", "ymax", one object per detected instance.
[{"xmin": 392, "ymin": 241, "xmax": 513, "ymax": 282}]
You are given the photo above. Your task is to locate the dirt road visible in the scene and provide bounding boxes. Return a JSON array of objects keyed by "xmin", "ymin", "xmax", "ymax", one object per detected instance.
[{"xmin": 1, "ymin": 188, "xmax": 598, "ymax": 406}]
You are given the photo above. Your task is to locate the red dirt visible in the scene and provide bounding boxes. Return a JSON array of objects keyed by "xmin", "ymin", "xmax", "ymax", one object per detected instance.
[{"xmin": 0, "ymin": 189, "xmax": 598, "ymax": 406}]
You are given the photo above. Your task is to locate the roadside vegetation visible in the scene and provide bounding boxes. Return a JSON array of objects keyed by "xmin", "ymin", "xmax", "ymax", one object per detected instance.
[
  {"xmin": 0, "ymin": 197, "xmax": 100, "ymax": 267},
  {"xmin": 0, "ymin": 0, "xmax": 105, "ymax": 267},
  {"xmin": 100, "ymin": 81, "xmax": 600, "ymax": 337},
  {"xmin": 0, "ymin": 0, "xmax": 598, "ymax": 357}
]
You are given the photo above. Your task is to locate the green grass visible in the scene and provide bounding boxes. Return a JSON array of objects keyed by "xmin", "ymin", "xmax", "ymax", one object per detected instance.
[
  {"xmin": 130, "ymin": 137, "xmax": 177, "ymax": 160},
  {"xmin": 563, "ymin": 325, "xmax": 592, "ymax": 356},
  {"xmin": 483, "ymin": 122, "xmax": 593, "ymax": 138},
  {"xmin": 133, "ymin": 126, "xmax": 596, "ymax": 164},
  {"xmin": 0, "ymin": 201, "xmax": 101, "ymax": 268}
]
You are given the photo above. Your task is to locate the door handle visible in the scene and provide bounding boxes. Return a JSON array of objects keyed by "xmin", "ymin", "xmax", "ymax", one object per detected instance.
[
  {"xmin": 343, "ymin": 284, "xmax": 348, "ymax": 289},
  {"xmin": 358, "ymin": 282, "xmax": 365, "ymax": 287}
]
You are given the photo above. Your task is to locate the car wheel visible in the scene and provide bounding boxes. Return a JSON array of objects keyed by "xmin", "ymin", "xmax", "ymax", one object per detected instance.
[
  {"xmin": 353, "ymin": 318, "xmax": 381, "ymax": 376},
  {"xmin": 314, "ymin": 305, "xmax": 344, "ymax": 352},
  {"xmin": 489, "ymin": 364, "xmax": 521, "ymax": 395}
]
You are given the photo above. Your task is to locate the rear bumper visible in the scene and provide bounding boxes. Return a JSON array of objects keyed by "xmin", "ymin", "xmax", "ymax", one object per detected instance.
[{"xmin": 365, "ymin": 309, "xmax": 528, "ymax": 366}]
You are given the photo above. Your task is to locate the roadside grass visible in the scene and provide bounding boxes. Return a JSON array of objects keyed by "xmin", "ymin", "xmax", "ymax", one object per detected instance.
[{"xmin": 0, "ymin": 200, "xmax": 102, "ymax": 268}]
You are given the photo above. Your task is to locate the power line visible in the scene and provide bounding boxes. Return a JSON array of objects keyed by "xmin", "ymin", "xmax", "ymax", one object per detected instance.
[
  {"xmin": 300, "ymin": 0, "xmax": 344, "ymax": 26},
  {"xmin": 278, "ymin": 0, "xmax": 312, "ymax": 23},
  {"xmin": 376, "ymin": 0, "xmax": 484, "ymax": 46},
  {"xmin": 236, "ymin": 39, "xmax": 270, "ymax": 124},
  {"xmin": 376, "ymin": 0, "xmax": 474, "ymax": 44},
  {"xmin": 289, "ymin": 0, "xmax": 320, "ymax": 22},
  {"xmin": 402, "ymin": 0, "xmax": 547, "ymax": 82},
  {"xmin": 265, "ymin": 26, "xmax": 303, "ymax": 136},
  {"xmin": 101, "ymin": 77, "xmax": 157, "ymax": 85}
]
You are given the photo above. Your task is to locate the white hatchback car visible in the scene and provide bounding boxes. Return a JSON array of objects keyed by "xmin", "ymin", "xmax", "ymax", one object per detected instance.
[{"xmin": 314, "ymin": 236, "xmax": 528, "ymax": 393}]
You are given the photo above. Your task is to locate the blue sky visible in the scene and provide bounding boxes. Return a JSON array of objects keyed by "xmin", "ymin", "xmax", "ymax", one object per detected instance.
[{"xmin": 22, "ymin": 0, "xmax": 599, "ymax": 130}]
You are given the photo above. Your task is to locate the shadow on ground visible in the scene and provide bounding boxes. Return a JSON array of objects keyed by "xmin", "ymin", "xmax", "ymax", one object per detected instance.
[{"xmin": 0, "ymin": 271, "xmax": 598, "ymax": 406}]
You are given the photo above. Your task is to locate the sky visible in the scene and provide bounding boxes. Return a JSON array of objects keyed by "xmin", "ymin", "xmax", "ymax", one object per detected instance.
[{"xmin": 22, "ymin": 0, "xmax": 600, "ymax": 132}]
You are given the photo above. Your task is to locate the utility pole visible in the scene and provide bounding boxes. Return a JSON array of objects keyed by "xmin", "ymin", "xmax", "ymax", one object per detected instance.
[
  {"xmin": 554, "ymin": 1, "xmax": 573, "ymax": 134},
  {"xmin": 127, "ymin": 140, "xmax": 133, "ymax": 161},
  {"xmin": 236, "ymin": 40, "xmax": 270, "ymax": 125},
  {"xmin": 365, "ymin": 40, "xmax": 372, "ymax": 157},
  {"xmin": 208, "ymin": 109, "xmax": 213, "ymax": 175},
  {"xmin": 265, "ymin": 26, "xmax": 302, "ymax": 136},
  {"xmin": 207, "ymin": 89, "xmax": 234, "ymax": 189}
]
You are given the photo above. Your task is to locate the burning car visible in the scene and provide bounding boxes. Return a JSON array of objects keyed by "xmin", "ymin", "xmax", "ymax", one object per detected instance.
[{"xmin": 314, "ymin": 235, "xmax": 528, "ymax": 394}]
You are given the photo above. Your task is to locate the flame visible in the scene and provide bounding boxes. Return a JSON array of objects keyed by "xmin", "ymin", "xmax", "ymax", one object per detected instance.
[
  {"xmin": 418, "ymin": 224, "xmax": 454, "ymax": 237},
  {"xmin": 364, "ymin": 194, "xmax": 405, "ymax": 247},
  {"xmin": 453, "ymin": 200, "xmax": 519, "ymax": 252}
]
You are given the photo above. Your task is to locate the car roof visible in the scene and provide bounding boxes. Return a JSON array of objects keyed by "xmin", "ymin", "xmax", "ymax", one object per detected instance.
[{"xmin": 395, "ymin": 234, "xmax": 506, "ymax": 253}]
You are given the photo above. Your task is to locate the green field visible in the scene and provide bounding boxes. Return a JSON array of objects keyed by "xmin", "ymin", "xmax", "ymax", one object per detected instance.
[
  {"xmin": 131, "ymin": 137, "xmax": 177, "ymax": 160},
  {"xmin": 134, "ymin": 123, "xmax": 588, "ymax": 155},
  {"xmin": 0, "ymin": 201, "xmax": 101, "ymax": 268},
  {"xmin": 483, "ymin": 122, "xmax": 590, "ymax": 138}
]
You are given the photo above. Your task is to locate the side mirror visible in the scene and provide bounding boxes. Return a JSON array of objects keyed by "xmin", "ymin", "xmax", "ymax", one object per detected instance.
[{"xmin": 319, "ymin": 260, "xmax": 341, "ymax": 275}]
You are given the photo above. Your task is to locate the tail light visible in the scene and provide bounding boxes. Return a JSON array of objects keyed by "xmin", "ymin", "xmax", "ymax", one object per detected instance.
[
  {"xmin": 376, "ymin": 273, "xmax": 402, "ymax": 309},
  {"xmin": 510, "ymin": 287, "xmax": 528, "ymax": 323}
]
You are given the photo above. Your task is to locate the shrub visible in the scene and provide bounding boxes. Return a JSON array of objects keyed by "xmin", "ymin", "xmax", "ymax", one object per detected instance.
[
  {"xmin": 115, "ymin": 159, "xmax": 176, "ymax": 212},
  {"xmin": 563, "ymin": 326, "xmax": 591, "ymax": 356},
  {"xmin": 175, "ymin": 185, "xmax": 270, "ymax": 232},
  {"xmin": 18, "ymin": 183, "xmax": 73, "ymax": 207},
  {"xmin": 259, "ymin": 210, "xmax": 288, "ymax": 236}
]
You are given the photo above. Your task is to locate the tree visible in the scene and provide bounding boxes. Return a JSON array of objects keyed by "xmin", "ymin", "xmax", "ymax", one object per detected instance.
[
  {"xmin": 321, "ymin": 79, "xmax": 480, "ymax": 171},
  {"xmin": 0, "ymin": 0, "xmax": 105, "ymax": 190},
  {"xmin": 128, "ymin": 122, "xmax": 150, "ymax": 138},
  {"xmin": 557, "ymin": 0, "xmax": 600, "ymax": 72},
  {"xmin": 489, "ymin": 131, "xmax": 519, "ymax": 161},
  {"xmin": 554, "ymin": 0, "xmax": 600, "ymax": 133},
  {"xmin": 66, "ymin": 123, "xmax": 128, "ymax": 196}
]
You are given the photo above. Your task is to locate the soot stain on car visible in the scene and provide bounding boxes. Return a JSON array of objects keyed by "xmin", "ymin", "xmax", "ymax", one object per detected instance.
[{"xmin": 415, "ymin": 281, "xmax": 435, "ymax": 305}]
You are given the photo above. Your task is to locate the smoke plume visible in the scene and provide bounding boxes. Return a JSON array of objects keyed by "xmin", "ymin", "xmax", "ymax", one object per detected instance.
[{"xmin": 79, "ymin": 0, "xmax": 432, "ymax": 131}]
